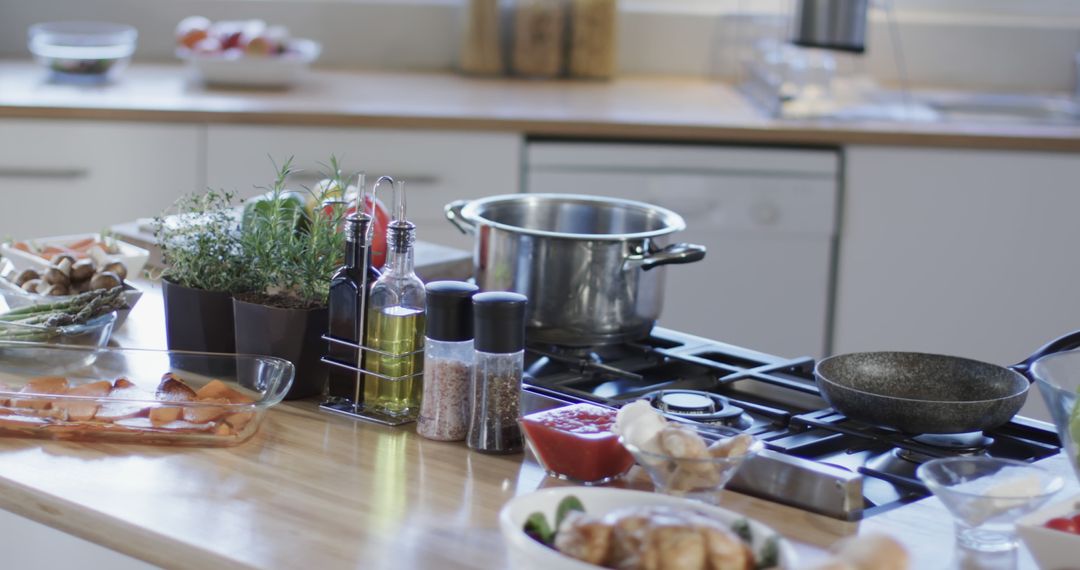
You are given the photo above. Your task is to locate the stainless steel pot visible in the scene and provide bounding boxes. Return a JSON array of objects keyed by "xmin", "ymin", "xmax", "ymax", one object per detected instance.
[{"xmin": 445, "ymin": 194, "xmax": 706, "ymax": 346}]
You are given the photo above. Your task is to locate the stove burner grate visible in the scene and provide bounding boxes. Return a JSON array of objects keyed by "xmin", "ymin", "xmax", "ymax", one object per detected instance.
[{"xmin": 644, "ymin": 389, "xmax": 754, "ymax": 430}]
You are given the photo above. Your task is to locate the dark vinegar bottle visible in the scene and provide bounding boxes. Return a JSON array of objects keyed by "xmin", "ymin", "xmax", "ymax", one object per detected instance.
[{"xmin": 326, "ymin": 175, "xmax": 380, "ymax": 407}]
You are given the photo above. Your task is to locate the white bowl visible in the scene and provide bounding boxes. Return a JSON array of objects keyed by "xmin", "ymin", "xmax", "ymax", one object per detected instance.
[
  {"xmin": 177, "ymin": 38, "xmax": 320, "ymax": 88},
  {"xmin": 1, "ymin": 233, "xmax": 149, "ymax": 278},
  {"xmin": 1017, "ymin": 493, "xmax": 1080, "ymax": 570},
  {"xmin": 498, "ymin": 486, "xmax": 798, "ymax": 569}
]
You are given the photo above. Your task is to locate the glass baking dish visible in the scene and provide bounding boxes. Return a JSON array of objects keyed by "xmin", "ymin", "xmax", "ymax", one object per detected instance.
[{"xmin": 0, "ymin": 343, "xmax": 294, "ymax": 446}]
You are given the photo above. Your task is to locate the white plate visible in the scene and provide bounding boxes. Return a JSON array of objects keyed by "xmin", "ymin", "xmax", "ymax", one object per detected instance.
[
  {"xmin": 498, "ymin": 487, "xmax": 799, "ymax": 570},
  {"xmin": 177, "ymin": 39, "xmax": 321, "ymax": 88},
  {"xmin": 1, "ymin": 233, "xmax": 149, "ymax": 278},
  {"xmin": 1016, "ymin": 492, "xmax": 1080, "ymax": 570}
]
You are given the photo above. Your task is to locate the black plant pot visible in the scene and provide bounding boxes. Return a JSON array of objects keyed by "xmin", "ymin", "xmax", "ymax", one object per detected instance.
[
  {"xmin": 233, "ymin": 298, "xmax": 328, "ymax": 400},
  {"xmin": 162, "ymin": 279, "xmax": 236, "ymax": 354}
]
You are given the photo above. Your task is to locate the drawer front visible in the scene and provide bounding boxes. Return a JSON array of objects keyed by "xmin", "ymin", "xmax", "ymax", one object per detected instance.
[
  {"xmin": 206, "ymin": 125, "xmax": 522, "ymax": 251},
  {"xmin": 0, "ymin": 119, "xmax": 202, "ymax": 239}
]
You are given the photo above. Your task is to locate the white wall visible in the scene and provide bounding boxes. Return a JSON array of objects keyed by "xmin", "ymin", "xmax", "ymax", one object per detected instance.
[{"xmin": 2, "ymin": 0, "xmax": 1079, "ymax": 91}]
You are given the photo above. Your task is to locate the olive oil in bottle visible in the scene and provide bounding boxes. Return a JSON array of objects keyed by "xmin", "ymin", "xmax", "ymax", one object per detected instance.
[
  {"xmin": 362, "ymin": 177, "xmax": 426, "ymax": 420},
  {"xmin": 364, "ymin": 306, "xmax": 425, "ymax": 416}
]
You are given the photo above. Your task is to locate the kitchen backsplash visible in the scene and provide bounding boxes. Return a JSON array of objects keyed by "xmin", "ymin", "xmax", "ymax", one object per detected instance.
[{"xmin": 1, "ymin": 0, "xmax": 1078, "ymax": 92}]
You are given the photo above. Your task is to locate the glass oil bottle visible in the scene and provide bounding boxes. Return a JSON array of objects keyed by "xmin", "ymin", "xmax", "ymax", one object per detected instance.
[
  {"xmin": 324, "ymin": 173, "xmax": 380, "ymax": 410},
  {"xmin": 363, "ymin": 177, "xmax": 426, "ymax": 421}
]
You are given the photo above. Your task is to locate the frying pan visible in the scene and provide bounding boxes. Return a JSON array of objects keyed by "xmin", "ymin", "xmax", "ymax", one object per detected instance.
[{"xmin": 814, "ymin": 330, "xmax": 1080, "ymax": 434}]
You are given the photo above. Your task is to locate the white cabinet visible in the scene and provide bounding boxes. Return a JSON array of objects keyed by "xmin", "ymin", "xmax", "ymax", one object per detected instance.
[
  {"xmin": 205, "ymin": 125, "xmax": 522, "ymax": 251},
  {"xmin": 836, "ymin": 146, "xmax": 1080, "ymax": 419},
  {"xmin": 0, "ymin": 119, "xmax": 202, "ymax": 239},
  {"xmin": 526, "ymin": 142, "xmax": 840, "ymax": 358},
  {"xmin": 0, "ymin": 508, "xmax": 153, "ymax": 569}
]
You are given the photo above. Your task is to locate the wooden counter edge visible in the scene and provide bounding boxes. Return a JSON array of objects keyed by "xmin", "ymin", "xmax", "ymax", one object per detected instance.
[
  {"xmin": 0, "ymin": 471, "xmax": 246, "ymax": 569},
  {"xmin": 5, "ymin": 105, "xmax": 1080, "ymax": 154}
]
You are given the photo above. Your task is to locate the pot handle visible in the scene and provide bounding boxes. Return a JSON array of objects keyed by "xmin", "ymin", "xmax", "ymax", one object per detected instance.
[
  {"xmin": 627, "ymin": 243, "xmax": 707, "ymax": 272},
  {"xmin": 445, "ymin": 200, "xmax": 475, "ymax": 235},
  {"xmin": 1011, "ymin": 329, "xmax": 1080, "ymax": 378}
]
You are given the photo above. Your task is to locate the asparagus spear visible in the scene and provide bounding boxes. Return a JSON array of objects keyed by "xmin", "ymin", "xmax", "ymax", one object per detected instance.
[{"xmin": 0, "ymin": 287, "xmax": 128, "ymax": 342}]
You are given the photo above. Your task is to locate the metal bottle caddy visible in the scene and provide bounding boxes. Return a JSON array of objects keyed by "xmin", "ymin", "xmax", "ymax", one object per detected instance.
[
  {"xmin": 320, "ymin": 175, "xmax": 424, "ymax": 427},
  {"xmin": 320, "ymin": 337, "xmax": 424, "ymax": 426}
]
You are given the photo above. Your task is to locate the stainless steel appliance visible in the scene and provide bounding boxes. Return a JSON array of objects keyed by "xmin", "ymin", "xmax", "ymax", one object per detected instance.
[
  {"xmin": 445, "ymin": 193, "xmax": 706, "ymax": 347},
  {"xmin": 792, "ymin": 0, "xmax": 869, "ymax": 53},
  {"xmin": 520, "ymin": 327, "xmax": 1062, "ymax": 521}
]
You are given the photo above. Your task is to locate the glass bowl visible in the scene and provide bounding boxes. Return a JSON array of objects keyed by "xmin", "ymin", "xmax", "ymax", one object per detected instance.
[
  {"xmin": 519, "ymin": 403, "xmax": 635, "ymax": 485},
  {"xmin": 0, "ymin": 343, "xmax": 294, "ymax": 446},
  {"xmin": 917, "ymin": 457, "xmax": 1064, "ymax": 553},
  {"xmin": 620, "ymin": 423, "xmax": 763, "ymax": 504},
  {"xmin": 0, "ymin": 312, "xmax": 116, "ymax": 349},
  {"xmin": 1030, "ymin": 350, "xmax": 1080, "ymax": 484},
  {"xmin": 28, "ymin": 21, "xmax": 137, "ymax": 83}
]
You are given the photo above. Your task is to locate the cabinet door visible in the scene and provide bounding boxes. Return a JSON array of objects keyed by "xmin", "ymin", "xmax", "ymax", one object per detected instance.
[
  {"xmin": 0, "ymin": 119, "xmax": 202, "ymax": 239},
  {"xmin": 837, "ymin": 146, "xmax": 1080, "ymax": 419},
  {"xmin": 206, "ymin": 125, "xmax": 522, "ymax": 251}
]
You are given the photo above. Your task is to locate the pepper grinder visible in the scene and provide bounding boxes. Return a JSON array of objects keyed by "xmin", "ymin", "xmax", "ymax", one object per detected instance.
[{"xmin": 467, "ymin": 291, "xmax": 528, "ymax": 454}]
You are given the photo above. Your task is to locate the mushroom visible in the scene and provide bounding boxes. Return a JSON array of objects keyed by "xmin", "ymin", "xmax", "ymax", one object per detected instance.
[
  {"xmin": 90, "ymin": 271, "xmax": 122, "ymax": 291},
  {"xmin": 47, "ymin": 283, "xmax": 69, "ymax": 297},
  {"xmin": 14, "ymin": 269, "xmax": 40, "ymax": 287},
  {"xmin": 70, "ymin": 259, "xmax": 95, "ymax": 283},
  {"xmin": 102, "ymin": 261, "xmax": 128, "ymax": 281},
  {"xmin": 21, "ymin": 278, "xmax": 42, "ymax": 293},
  {"xmin": 52, "ymin": 254, "xmax": 76, "ymax": 268},
  {"xmin": 43, "ymin": 266, "xmax": 71, "ymax": 287}
]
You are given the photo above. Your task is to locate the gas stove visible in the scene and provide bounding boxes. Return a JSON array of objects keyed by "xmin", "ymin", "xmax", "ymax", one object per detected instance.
[{"xmin": 520, "ymin": 327, "xmax": 1062, "ymax": 521}]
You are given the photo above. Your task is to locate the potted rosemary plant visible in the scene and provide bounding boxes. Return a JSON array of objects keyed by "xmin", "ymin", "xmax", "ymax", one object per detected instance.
[
  {"xmin": 232, "ymin": 158, "xmax": 350, "ymax": 400},
  {"xmin": 154, "ymin": 190, "xmax": 250, "ymax": 354}
]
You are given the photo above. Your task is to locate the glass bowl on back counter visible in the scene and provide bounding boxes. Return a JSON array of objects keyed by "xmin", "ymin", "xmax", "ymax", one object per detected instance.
[
  {"xmin": 28, "ymin": 21, "xmax": 137, "ymax": 83},
  {"xmin": 0, "ymin": 343, "xmax": 294, "ymax": 446}
]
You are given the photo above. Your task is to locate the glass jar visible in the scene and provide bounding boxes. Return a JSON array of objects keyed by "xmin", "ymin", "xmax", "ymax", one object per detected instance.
[
  {"xmin": 417, "ymin": 281, "xmax": 478, "ymax": 441},
  {"xmin": 509, "ymin": 0, "xmax": 567, "ymax": 78},
  {"xmin": 460, "ymin": 0, "xmax": 505, "ymax": 75},
  {"xmin": 467, "ymin": 291, "xmax": 528, "ymax": 454},
  {"xmin": 568, "ymin": 0, "xmax": 617, "ymax": 79}
]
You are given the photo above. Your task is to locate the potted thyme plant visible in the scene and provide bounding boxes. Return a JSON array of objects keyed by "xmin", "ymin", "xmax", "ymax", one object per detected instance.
[
  {"xmin": 154, "ymin": 190, "xmax": 250, "ymax": 354},
  {"xmin": 232, "ymin": 157, "xmax": 350, "ymax": 399}
]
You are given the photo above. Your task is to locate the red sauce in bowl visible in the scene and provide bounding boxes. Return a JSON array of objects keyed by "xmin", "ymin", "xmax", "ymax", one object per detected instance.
[{"xmin": 520, "ymin": 403, "xmax": 635, "ymax": 484}]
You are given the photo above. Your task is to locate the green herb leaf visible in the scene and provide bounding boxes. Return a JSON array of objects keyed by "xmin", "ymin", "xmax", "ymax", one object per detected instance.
[
  {"xmin": 523, "ymin": 512, "xmax": 555, "ymax": 546},
  {"xmin": 756, "ymin": 535, "xmax": 780, "ymax": 570},
  {"xmin": 731, "ymin": 518, "xmax": 753, "ymax": 544},
  {"xmin": 555, "ymin": 495, "xmax": 586, "ymax": 530}
]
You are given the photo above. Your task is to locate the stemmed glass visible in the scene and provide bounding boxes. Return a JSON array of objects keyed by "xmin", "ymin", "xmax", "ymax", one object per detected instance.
[{"xmin": 917, "ymin": 457, "xmax": 1064, "ymax": 555}]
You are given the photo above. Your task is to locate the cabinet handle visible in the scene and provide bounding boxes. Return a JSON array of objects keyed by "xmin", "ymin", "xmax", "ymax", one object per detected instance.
[{"xmin": 0, "ymin": 167, "xmax": 88, "ymax": 179}]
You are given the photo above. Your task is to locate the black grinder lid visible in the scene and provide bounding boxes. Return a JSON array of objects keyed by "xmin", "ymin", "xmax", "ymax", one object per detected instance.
[
  {"xmin": 425, "ymin": 281, "xmax": 480, "ymax": 342},
  {"xmin": 473, "ymin": 291, "xmax": 528, "ymax": 353}
]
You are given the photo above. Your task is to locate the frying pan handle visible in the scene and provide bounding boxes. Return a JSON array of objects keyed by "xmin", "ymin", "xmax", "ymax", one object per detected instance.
[{"xmin": 1011, "ymin": 329, "xmax": 1080, "ymax": 378}]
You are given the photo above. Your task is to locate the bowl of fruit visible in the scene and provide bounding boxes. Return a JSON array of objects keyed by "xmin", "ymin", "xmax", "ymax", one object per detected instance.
[{"xmin": 174, "ymin": 16, "xmax": 320, "ymax": 88}]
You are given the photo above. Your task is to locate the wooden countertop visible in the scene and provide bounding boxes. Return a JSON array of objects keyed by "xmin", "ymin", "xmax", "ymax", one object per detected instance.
[
  {"xmin": 4, "ymin": 60, "xmax": 1080, "ymax": 152},
  {"xmin": 0, "ymin": 284, "xmax": 1075, "ymax": 568}
]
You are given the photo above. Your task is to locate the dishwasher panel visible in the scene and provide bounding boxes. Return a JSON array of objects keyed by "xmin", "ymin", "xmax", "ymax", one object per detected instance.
[{"xmin": 525, "ymin": 143, "xmax": 840, "ymax": 358}]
